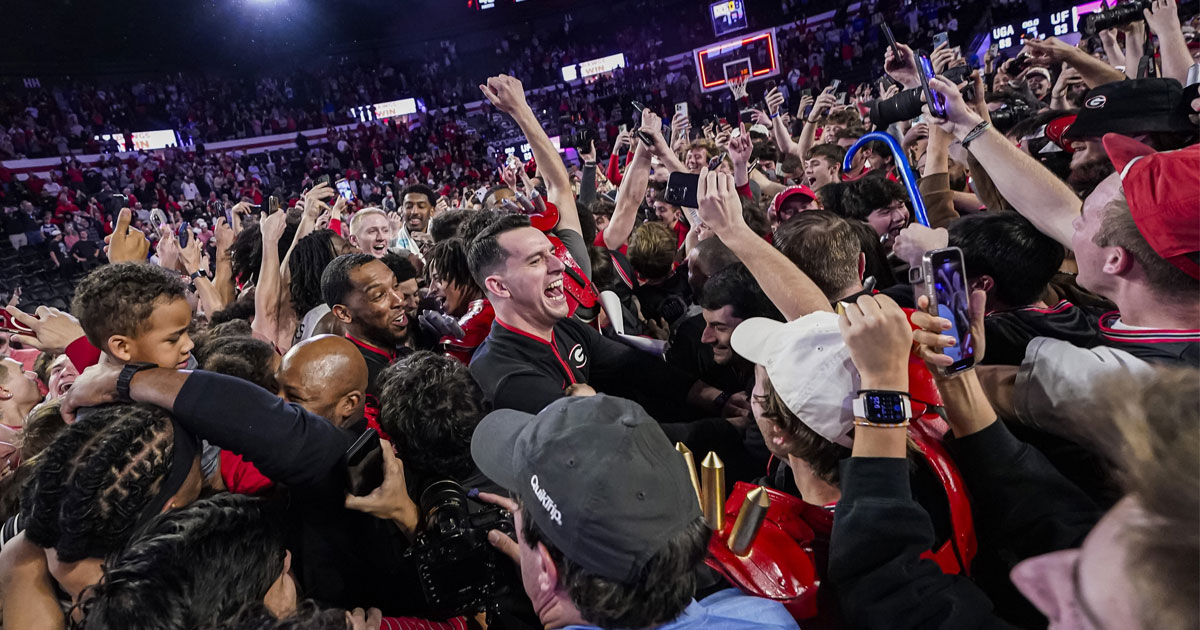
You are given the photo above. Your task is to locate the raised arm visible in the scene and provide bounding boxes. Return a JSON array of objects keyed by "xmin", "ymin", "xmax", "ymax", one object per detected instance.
[
  {"xmin": 925, "ymin": 77, "xmax": 1078, "ymax": 247},
  {"xmin": 766, "ymin": 88, "xmax": 806, "ymax": 160},
  {"xmin": 252, "ymin": 210, "xmax": 290, "ymax": 349},
  {"xmin": 1144, "ymin": 0, "xmax": 1194, "ymax": 85},
  {"xmin": 211, "ymin": 215, "xmax": 237, "ymax": 307},
  {"xmin": 793, "ymin": 87, "xmax": 837, "ymax": 165},
  {"xmin": 480, "ymin": 74, "xmax": 582, "ymax": 236},
  {"xmin": 639, "ymin": 108, "xmax": 688, "ymax": 175},
  {"xmin": 1025, "ymin": 37, "xmax": 1127, "ymax": 88},
  {"xmin": 603, "ymin": 139, "xmax": 652, "ymax": 250},
  {"xmin": 696, "ymin": 167, "xmax": 832, "ymax": 319}
]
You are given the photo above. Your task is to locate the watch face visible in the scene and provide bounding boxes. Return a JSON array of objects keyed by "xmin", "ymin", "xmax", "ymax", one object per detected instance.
[{"xmin": 865, "ymin": 393, "xmax": 908, "ymax": 424}]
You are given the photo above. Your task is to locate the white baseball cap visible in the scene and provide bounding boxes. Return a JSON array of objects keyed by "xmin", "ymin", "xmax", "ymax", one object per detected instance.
[{"xmin": 731, "ymin": 311, "xmax": 859, "ymax": 447}]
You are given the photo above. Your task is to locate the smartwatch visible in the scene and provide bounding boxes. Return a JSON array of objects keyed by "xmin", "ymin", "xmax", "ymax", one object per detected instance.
[
  {"xmin": 852, "ymin": 390, "xmax": 912, "ymax": 426},
  {"xmin": 116, "ymin": 362, "xmax": 157, "ymax": 403}
]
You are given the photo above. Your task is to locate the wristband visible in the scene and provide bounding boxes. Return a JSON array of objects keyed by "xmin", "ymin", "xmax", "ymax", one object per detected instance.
[
  {"xmin": 959, "ymin": 120, "xmax": 991, "ymax": 149},
  {"xmin": 713, "ymin": 390, "xmax": 733, "ymax": 410},
  {"xmin": 117, "ymin": 362, "xmax": 157, "ymax": 403},
  {"xmin": 189, "ymin": 269, "xmax": 207, "ymax": 282},
  {"xmin": 769, "ymin": 111, "xmax": 780, "ymax": 119}
]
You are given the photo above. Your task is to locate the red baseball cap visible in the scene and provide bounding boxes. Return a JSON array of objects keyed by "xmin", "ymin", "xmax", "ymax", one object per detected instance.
[
  {"xmin": 1103, "ymin": 133, "xmax": 1200, "ymax": 279},
  {"xmin": 772, "ymin": 185, "xmax": 818, "ymax": 214}
]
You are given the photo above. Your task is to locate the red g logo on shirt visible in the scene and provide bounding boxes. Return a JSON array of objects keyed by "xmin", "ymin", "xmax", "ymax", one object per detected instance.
[{"xmin": 568, "ymin": 344, "xmax": 587, "ymax": 369}]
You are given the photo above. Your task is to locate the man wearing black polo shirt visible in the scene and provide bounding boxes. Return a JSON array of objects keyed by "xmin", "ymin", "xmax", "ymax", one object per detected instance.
[
  {"xmin": 321, "ymin": 254, "xmax": 413, "ymax": 426},
  {"xmin": 467, "ymin": 215, "xmax": 688, "ymax": 419}
]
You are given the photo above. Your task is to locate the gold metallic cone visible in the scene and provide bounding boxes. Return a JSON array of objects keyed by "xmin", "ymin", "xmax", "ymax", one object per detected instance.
[
  {"xmin": 700, "ymin": 452, "xmax": 725, "ymax": 530},
  {"xmin": 675, "ymin": 443, "xmax": 702, "ymax": 507},
  {"xmin": 728, "ymin": 486, "xmax": 770, "ymax": 556}
]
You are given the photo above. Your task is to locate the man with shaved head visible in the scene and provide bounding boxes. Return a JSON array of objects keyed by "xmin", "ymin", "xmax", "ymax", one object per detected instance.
[
  {"xmin": 276, "ymin": 334, "xmax": 368, "ymax": 428},
  {"xmin": 220, "ymin": 334, "xmax": 371, "ymax": 496}
]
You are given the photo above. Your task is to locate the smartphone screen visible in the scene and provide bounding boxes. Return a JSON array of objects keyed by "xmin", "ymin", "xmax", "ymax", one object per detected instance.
[
  {"xmin": 177, "ymin": 222, "xmax": 190, "ymax": 248},
  {"xmin": 918, "ymin": 55, "xmax": 947, "ymax": 118},
  {"xmin": 335, "ymin": 178, "xmax": 355, "ymax": 202},
  {"xmin": 924, "ymin": 247, "xmax": 976, "ymax": 374}
]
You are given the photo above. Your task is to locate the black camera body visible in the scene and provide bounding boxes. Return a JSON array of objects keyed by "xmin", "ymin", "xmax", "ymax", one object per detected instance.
[
  {"xmin": 1081, "ymin": 0, "xmax": 1151, "ymax": 36},
  {"xmin": 869, "ymin": 64, "xmax": 977, "ymax": 128},
  {"xmin": 570, "ymin": 128, "xmax": 595, "ymax": 152},
  {"xmin": 405, "ymin": 480, "xmax": 515, "ymax": 616}
]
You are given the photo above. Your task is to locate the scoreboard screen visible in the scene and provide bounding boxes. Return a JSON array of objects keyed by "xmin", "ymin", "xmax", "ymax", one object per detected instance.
[{"xmin": 710, "ymin": 0, "xmax": 748, "ymax": 37}]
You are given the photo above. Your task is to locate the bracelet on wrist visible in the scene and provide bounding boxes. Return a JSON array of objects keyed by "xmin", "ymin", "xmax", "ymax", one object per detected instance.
[
  {"xmin": 959, "ymin": 120, "xmax": 991, "ymax": 148},
  {"xmin": 769, "ymin": 111, "xmax": 780, "ymax": 119}
]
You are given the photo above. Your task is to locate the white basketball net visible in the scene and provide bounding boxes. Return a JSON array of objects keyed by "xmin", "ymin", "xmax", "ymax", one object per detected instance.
[{"xmin": 726, "ymin": 75, "xmax": 749, "ymax": 101}]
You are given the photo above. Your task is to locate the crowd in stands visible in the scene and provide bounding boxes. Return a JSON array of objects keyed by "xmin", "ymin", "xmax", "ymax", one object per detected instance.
[
  {"xmin": 0, "ymin": 0, "xmax": 1198, "ymax": 627},
  {"xmin": 0, "ymin": 0, "xmax": 974, "ymax": 159}
]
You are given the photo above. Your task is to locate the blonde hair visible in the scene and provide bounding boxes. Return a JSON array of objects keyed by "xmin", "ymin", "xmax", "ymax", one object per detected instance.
[{"xmin": 348, "ymin": 208, "xmax": 388, "ymax": 235}]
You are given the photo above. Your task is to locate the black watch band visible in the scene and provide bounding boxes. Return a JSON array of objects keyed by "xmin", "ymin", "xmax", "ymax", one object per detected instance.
[
  {"xmin": 713, "ymin": 390, "xmax": 733, "ymax": 410},
  {"xmin": 116, "ymin": 362, "xmax": 157, "ymax": 403}
]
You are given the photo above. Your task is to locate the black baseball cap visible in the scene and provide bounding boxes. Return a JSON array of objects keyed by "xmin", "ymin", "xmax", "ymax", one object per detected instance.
[
  {"xmin": 1063, "ymin": 78, "xmax": 1197, "ymax": 140},
  {"xmin": 470, "ymin": 395, "xmax": 703, "ymax": 582}
]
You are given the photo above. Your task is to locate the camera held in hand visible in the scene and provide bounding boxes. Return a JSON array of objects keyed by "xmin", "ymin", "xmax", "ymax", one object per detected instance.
[
  {"xmin": 405, "ymin": 480, "xmax": 515, "ymax": 616},
  {"xmin": 570, "ymin": 128, "xmax": 596, "ymax": 152},
  {"xmin": 869, "ymin": 64, "xmax": 977, "ymax": 128},
  {"xmin": 1081, "ymin": 0, "xmax": 1151, "ymax": 36}
]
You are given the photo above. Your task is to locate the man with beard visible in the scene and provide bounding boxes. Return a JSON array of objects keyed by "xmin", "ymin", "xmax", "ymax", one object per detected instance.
[
  {"xmin": 320, "ymin": 254, "xmax": 412, "ymax": 422},
  {"xmin": 1060, "ymin": 79, "xmax": 1197, "ymax": 196},
  {"xmin": 400, "ymin": 184, "xmax": 436, "ymax": 235}
]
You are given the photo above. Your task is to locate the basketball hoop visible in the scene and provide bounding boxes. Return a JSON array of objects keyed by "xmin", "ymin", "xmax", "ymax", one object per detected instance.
[{"xmin": 727, "ymin": 74, "xmax": 749, "ymax": 102}]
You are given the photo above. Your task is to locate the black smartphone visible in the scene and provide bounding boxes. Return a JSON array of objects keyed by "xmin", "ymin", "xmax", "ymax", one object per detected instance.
[
  {"xmin": 739, "ymin": 109, "xmax": 757, "ymax": 124},
  {"xmin": 917, "ymin": 55, "xmax": 947, "ymax": 118},
  {"xmin": 664, "ymin": 171, "xmax": 700, "ymax": 209},
  {"xmin": 317, "ymin": 174, "xmax": 331, "ymax": 187},
  {"xmin": 345, "ymin": 428, "xmax": 384, "ymax": 496},
  {"xmin": 921, "ymin": 247, "xmax": 976, "ymax": 375},
  {"xmin": 630, "ymin": 100, "xmax": 657, "ymax": 145},
  {"xmin": 881, "ymin": 23, "xmax": 900, "ymax": 58},
  {"xmin": 177, "ymin": 222, "xmax": 190, "ymax": 248}
]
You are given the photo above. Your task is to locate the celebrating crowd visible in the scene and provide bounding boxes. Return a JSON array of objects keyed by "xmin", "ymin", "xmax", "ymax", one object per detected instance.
[{"xmin": 0, "ymin": 0, "xmax": 1198, "ymax": 627}]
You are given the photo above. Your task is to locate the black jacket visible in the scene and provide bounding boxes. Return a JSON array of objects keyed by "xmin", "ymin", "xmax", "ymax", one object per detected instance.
[
  {"xmin": 174, "ymin": 371, "xmax": 440, "ymax": 616},
  {"xmin": 469, "ymin": 316, "xmax": 690, "ymax": 420},
  {"xmin": 829, "ymin": 421, "xmax": 1103, "ymax": 629}
]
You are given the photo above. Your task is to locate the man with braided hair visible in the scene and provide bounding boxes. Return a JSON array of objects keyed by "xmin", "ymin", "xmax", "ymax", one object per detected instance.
[
  {"xmin": 0, "ymin": 403, "xmax": 203, "ymax": 626},
  {"xmin": 287, "ymin": 229, "xmax": 356, "ymax": 345}
]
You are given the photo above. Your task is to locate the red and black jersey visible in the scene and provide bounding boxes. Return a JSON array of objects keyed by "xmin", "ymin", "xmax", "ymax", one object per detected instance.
[{"xmin": 983, "ymin": 300, "xmax": 1104, "ymax": 366}]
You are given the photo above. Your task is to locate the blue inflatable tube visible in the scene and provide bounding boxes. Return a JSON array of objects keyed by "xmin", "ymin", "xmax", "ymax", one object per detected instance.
[{"xmin": 841, "ymin": 131, "xmax": 930, "ymax": 227}]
